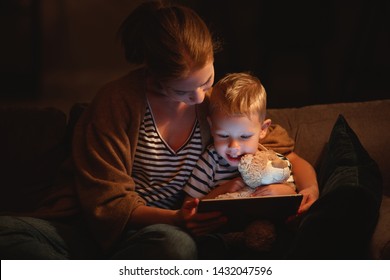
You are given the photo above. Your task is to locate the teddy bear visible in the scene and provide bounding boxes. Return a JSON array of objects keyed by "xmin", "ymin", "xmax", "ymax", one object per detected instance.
[{"xmin": 216, "ymin": 148, "xmax": 294, "ymax": 253}]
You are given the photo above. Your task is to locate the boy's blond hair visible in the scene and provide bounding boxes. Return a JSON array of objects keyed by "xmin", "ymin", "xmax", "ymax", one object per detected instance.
[{"xmin": 209, "ymin": 72, "xmax": 267, "ymax": 121}]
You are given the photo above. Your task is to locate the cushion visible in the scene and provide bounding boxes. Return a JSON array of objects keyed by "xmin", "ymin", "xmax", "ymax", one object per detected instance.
[
  {"xmin": 286, "ymin": 114, "xmax": 382, "ymax": 259},
  {"xmin": 0, "ymin": 106, "xmax": 68, "ymax": 213},
  {"xmin": 370, "ymin": 196, "xmax": 390, "ymax": 259}
]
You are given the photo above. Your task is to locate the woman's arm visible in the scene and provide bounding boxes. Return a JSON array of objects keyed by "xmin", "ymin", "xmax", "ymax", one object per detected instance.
[
  {"xmin": 287, "ymin": 152, "xmax": 319, "ymax": 213},
  {"xmin": 130, "ymin": 205, "xmax": 181, "ymax": 226},
  {"xmin": 131, "ymin": 200, "xmax": 227, "ymax": 236}
]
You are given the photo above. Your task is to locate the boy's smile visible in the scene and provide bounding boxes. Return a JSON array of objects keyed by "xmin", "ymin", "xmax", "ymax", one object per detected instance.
[{"xmin": 209, "ymin": 111, "xmax": 270, "ymax": 167}]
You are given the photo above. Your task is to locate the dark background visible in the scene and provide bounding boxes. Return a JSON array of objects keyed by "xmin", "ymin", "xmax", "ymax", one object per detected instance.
[
  {"xmin": 1, "ymin": 0, "xmax": 389, "ymax": 111},
  {"xmin": 185, "ymin": 0, "xmax": 390, "ymax": 108}
]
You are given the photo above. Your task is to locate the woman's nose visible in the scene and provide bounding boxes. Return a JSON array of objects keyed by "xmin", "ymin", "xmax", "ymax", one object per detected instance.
[{"xmin": 190, "ymin": 88, "xmax": 206, "ymax": 104}]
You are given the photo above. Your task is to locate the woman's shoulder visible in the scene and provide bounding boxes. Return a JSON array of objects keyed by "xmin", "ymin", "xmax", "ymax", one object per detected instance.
[
  {"xmin": 96, "ymin": 67, "xmax": 147, "ymax": 103},
  {"xmin": 261, "ymin": 123, "xmax": 295, "ymax": 155},
  {"xmin": 80, "ymin": 68, "xmax": 147, "ymax": 128}
]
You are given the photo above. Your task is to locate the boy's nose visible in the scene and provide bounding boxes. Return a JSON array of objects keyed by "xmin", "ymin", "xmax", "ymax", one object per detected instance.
[{"xmin": 228, "ymin": 139, "xmax": 240, "ymax": 149}]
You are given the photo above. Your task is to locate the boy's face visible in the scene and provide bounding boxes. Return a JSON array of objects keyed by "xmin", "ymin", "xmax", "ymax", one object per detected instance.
[{"xmin": 209, "ymin": 110, "xmax": 271, "ymax": 167}]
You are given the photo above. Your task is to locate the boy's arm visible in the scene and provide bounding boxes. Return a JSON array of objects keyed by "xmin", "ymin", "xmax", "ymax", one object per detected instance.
[
  {"xmin": 185, "ymin": 177, "xmax": 246, "ymax": 201},
  {"xmin": 286, "ymin": 152, "xmax": 319, "ymax": 213},
  {"xmin": 201, "ymin": 177, "xmax": 246, "ymax": 199},
  {"xmin": 183, "ymin": 148, "xmax": 216, "ymax": 199},
  {"xmin": 184, "ymin": 146, "xmax": 245, "ymax": 199}
]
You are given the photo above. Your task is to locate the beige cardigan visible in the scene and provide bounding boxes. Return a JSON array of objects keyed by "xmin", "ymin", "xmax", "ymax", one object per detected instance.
[{"xmin": 72, "ymin": 68, "xmax": 295, "ymax": 251}]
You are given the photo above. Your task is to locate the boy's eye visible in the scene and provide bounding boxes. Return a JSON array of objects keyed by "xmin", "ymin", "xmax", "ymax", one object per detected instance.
[
  {"xmin": 241, "ymin": 135, "xmax": 253, "ymax": 139},
  {"xmin": 217, "ymin": 134, "xmax": 229, "ymax": 138}
]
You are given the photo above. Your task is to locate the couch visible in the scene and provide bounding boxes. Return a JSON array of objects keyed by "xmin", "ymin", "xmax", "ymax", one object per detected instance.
[{"xmin": 1, "ymin": 99, "xmax": 389, "ymax": 259}]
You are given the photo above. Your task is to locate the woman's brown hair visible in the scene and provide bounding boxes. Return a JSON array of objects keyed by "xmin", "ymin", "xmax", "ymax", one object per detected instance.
[{"xmin": 119, "ymin": 0, "xmax": 216, "ymax": 81}]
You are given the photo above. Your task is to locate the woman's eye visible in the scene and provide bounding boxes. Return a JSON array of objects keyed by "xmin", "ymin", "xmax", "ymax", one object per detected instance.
[{"xmin": 175, "ymin": 91, "xmax": 187, "ymax": 96}]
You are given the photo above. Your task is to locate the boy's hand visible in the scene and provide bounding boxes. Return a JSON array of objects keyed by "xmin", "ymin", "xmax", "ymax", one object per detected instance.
[
  {"xmin": 203, "ymin": 177, "xmax": 246, "ymax": 199},
  {"xmin": 251, "ymin": 183, "xmax": 296, "ymax": 197},
  {"xmin": 177, "ymin": 198, "xmax": 227, "ymax": 236},
  {"xmin": 219, "ymin": 177, "xmax": 246, "ymax": 193}
]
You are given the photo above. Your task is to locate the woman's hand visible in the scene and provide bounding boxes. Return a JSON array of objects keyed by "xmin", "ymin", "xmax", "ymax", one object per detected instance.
[
  {"xmin": 251, "ymin": 183, "xmax": 319, "ymax": 214},
  {"xmin": 177, "ymin": 198, "xmax": 227, "ymax": 236},
  {"xmin": 251, "ymin": 182, "xmax": 318, "ymax": 217},
  {"xmin": 297, "ymin": 186, "xmax": 319, "ymax": 214},
  {"xmin": 286, "ymin": 152, "xmax": 320, "ymax": 214}
]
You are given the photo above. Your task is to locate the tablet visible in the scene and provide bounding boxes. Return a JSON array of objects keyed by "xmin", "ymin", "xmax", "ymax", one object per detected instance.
[{"xmin": 197, "ymin": 194, "xmax": 303, "ymax": 221}]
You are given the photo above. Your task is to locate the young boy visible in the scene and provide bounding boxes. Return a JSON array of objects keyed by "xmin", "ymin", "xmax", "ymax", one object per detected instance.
[{"xmin": 184, "ymin": 72, "xmax": 296, "ymax": 200}]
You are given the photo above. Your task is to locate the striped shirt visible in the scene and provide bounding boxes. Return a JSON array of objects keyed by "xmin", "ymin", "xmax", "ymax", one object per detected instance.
[
  {"xmin": 132, "ymin": 104, "xmax": 203, "ymax": 209},
  {"xmin": 183, "ymin": 145, "xmax": 239, "ymax": 198},
  {"xmin": 184, "ymin": 145, "xmax": 294, "ymax": 198}
]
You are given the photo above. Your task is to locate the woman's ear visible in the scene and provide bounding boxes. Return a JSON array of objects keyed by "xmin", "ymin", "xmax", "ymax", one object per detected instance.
[
  {"xmin": 207, "ymin": 116, "xmax": 213, "ymax": 129},
  {"xmin": 259, "ymin": 118, "xmax": 272, "ymax": 139}
]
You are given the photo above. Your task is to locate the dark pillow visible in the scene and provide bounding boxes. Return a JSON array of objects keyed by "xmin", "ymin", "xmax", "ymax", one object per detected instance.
[
  {"xmin": 0, "ymin": 107, "xmax": 68, "ymax": 213},
  {"xmin": 286, "ymin": 114, "xmax": 382, "ymax": 259}
]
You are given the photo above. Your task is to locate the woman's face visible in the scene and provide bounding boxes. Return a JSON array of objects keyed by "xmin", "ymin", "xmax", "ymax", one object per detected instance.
[{"xmin": 161, "ymin": 62, "xmax": 215, "ymax": 105}]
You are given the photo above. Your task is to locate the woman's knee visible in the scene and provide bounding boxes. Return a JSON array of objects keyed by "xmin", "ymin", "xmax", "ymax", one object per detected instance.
[
  {"xmin": 113, "ymin": 224, "xmax": 197, "ymax": 259},
  {"xmin": 150, "ymin": 224, "xmax": 197, "ymax": 259},
  {"xmin": 0, "ymin": 216, "xmax": 69, "ymax": 259},
  {"xmin": 0, "ymin": 216, "xmax": 45, "ymax": 238}
]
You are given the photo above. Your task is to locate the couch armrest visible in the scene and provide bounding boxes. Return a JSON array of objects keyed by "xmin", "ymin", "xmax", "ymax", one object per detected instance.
[
  {"xmin": 371, "ymin": 195, "xmax": 390, "ymax": 259},
  {"xmin": 0, "ymin": 106, "xmax": 68, "ymax": 213}
]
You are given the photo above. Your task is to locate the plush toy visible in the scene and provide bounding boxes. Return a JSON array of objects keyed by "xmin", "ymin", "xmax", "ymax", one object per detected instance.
[{"xmin": 216, "ymin": 148, "xmax": 293, "ymax": 253}]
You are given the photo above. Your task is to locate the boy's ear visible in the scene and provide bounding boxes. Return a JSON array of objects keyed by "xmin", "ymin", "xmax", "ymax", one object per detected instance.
[
  {"xmin": 262, "ymin": 119, "xmax": 272, "ymax": 129},
  {"xmin": 259, "ymin": 118, "xmax": 272, "ymax": 138}
]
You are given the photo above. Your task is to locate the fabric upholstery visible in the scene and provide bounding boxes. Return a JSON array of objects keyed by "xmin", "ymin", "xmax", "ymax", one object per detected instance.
[
  {"xmin": 286, "ymin": 115, "xmax": 382, "ymax": 259},
  {"xmin": 0, "ymin": 107, "xmax": 68, "ymax": 213}
]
